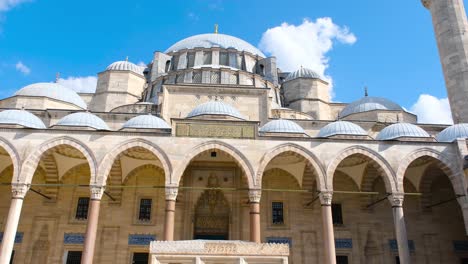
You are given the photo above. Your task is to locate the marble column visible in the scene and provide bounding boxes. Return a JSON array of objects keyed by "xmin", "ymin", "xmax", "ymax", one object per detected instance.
[
  {"xmin": 81, "ymin": 185, "xmax": 105, "ymax": 264},
  {"xmin": 0, "ymin": 183, "xmax": 29, "ymax": 264},
  {"xmin": 388, "ymin": 193, "xmax": 410, "ymax": 264},
  {"xmin": 164, "ymin": 186, "xmax": 178, "ymax": 241},
  {"xmin": 248, "ymin": 190, "xmax": 261, "ymax": 243},
  {"xmin": 320, "ymin": 191, "xmax": 336, "ymax": 264}
]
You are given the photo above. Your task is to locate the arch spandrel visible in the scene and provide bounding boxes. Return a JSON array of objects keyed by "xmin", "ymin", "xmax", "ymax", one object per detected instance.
[
  {"xmin": 172, "ymin": 140, "xmax": 255, "ymax": 189},
  {"xmin": 0, "ymin": 137, "xmax": 20, "ymax": 183},
  {"xmin": 256, "ymin": 143, "xmax": 326, "ymax": 191},
  {"xmin": 326, "ymin": 146, "xmax": 397, "ymax": 193},
  {"xmin": 96, "ymin": 139, "xmax": 172, "ymax": 186},
  {"xmin": 20, "ymin": 136, "xmax": 97, "ymax": 185}
]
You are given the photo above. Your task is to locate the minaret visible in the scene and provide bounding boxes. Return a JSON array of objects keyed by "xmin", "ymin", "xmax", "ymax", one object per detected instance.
[{"xmin": 422, "ymin": 0, "xmax": 468, "ymax": 123}]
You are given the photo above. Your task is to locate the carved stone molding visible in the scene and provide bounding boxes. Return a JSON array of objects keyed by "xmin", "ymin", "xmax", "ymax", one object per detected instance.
[
  {"xmin": 248, "ymin": 189, "xmax": 261, "ymax": 203},
  {"xmin": 319, "ymin": 191, "xmax": 333, "ymax": 206},
  {"xmin": 165, "ymin": 186, "xmax": 179, "ymax": 201},
  {"xmin": 388, "ymin": 193, "xmax": 405, "ymax": 207},
  {"xmin": 90, "ymin": 185, "xmax": 105, "ymax": 200},
  {"xmin": 11, "ymin": 183, "xmax": 30, "ymax": 199}
]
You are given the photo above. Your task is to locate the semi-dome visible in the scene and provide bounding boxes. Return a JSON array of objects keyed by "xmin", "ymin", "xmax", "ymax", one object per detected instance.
[
  {"xmin": 187, "ymin": 101, "xmax": 245, "ymax": 119},
  {"xmin": 259, "ymin": 119, "xmax": 306, "ymax": 134},
  {"xmin": 0, "ymin": 109, "xmax": 46, "ymax": 129},
  {"xmin": 376, "ymin": 123, "xmax": 430, "ymax": 140},
  {"xmin": 436, "ymin": 123, "xmax": 468, "ymax": 142},
  {"xmin": 339, "ymin": 96, "xmax": 403, "ymax": 118},
  {"xmin": 106, "ymin": 61, "xmax": 144, "ymax": 75},
  {"xmin": 15, "ymin": 82, "xmax": 87, "ymax": 109},
  {"xmin": 317, "ymin": 121, "xmax": 367, "ymax": 138},
  {"xmin": 165, "ymin": 33, "xmax": 266, "ymax": 57},
  {"xmin": 55, "ymin": 112, "xmax": 109, "ymax": 130},
  {"xmin": 285, "ymin": 67, "xmax": 322, "ymax": 82},
  {"xmin": 123, "ymin": 114, "xmax": 171, "ymax": 129}
]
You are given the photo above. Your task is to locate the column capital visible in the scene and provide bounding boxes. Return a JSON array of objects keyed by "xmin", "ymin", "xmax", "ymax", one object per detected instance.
[
  {"xmin": 319, "ymin": 191, "xmax": 333, "ymax": 206},
  {"xmin": 11, "ymin": 183, "xmax": 29, "ymax": 199},
  {"xmin": 90, "ymin": 185, "xmax": 105, "ymax": 200},
  {"xmin": 165, "ymin": 186, "xmax": 179, "ymax": 201},
  {"xmin": 421, "ymin": 0, "xmax": 431, "ymax": 9},
  {"xmin": 248, "ymin": 189, "xmax": 261, "ymax": 203},
  {"xmin": 388, "ymin": 193, "xmax": 405, "ymax": 207}
]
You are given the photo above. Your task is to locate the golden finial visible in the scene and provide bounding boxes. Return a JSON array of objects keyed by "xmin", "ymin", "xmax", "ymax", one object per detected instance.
[
  {"xmin": 214, "ymin": 24, "xmax": 219, "ymax": 34},
  {"xmin": 364, "ymin": 86, "xmax": 368, "ymax": 97},
  {"xmin": 125, "ymin": 56, "xmax": 129, "ymax": 62},
  {"xmin": 55, "ymin": 72, "xmax": 60, "ymax": 83}
]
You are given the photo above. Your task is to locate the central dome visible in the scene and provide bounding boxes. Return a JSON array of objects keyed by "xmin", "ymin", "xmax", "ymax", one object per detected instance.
[{"xmin": 165, "ymin": 33, "xmax": 265, "ymax": 57}]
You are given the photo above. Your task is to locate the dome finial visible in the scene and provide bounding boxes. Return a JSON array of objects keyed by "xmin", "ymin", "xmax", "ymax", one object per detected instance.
[
  {"xmin": 55, "ymin": 72, "xmax": 60, "ymax": 83},
  {"xmin": 214, "ymin": 24, "xmax": 219, "ymax": 34},
  {"xmin": 364, "ymin": 86, "xmax": 368, "ymax": 97},
  {"xmin": 125, "ymin": 56, "xmax": 129, "ymax": 62}
]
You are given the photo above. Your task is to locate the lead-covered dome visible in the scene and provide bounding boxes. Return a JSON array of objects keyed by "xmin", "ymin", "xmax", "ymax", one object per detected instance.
[
  {"xmin": 165, "ymin": 33, "xmax": 265, "ymax": 57},
  {"xmin": 317, "ymin": 121, "xmax": 367, "ymax": 138},
  {"xmin": 187, "ymin": 101, "xmax": 245, "ymax": 120},
  {"xmin": 0, "ymin": 109, "xmax": 46, "ymax": 129},
  {"xmin": 339, "ymin": 96, "xmax": 403, "ymax": 118},
  {"xmin": 436, "ymin": 123, "xmax": 468, "ymax": 142},
  {"xmin": 106, "ymin": 61, "xmax": 144, "ymax": 76},
  {"xmin": 15, "ymin": 83, "xmax": 87, "ymax": 109},
  {"xmin": 55, "ymin": 112, "xmax": 109, "ymax": 130},
  {"xmin": 376, "ymin": 123, "xmax": 430, "ymax": 140},
  {"xmin": 259, "ymin": 119, "xmax": 306, "ymax": 134},
  {"xmin": 285, "ymin": 67, "xmax": 322, "ymax": 82},
  {"xmin": 123, "ymin": 114, "xmax": 171, "ymax": 129}
]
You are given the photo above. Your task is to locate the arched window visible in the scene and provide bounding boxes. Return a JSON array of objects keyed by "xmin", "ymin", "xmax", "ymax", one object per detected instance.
[
  {"xmin": 259, "ymin": 64, "xmax": 265, "ymax": 76},
  {"xmin": 165, "ymin": 60, "xmax": 171, "ymax": 73}
]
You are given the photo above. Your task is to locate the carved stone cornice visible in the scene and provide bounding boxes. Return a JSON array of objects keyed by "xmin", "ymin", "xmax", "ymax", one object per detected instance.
[
  {"xmin": 90, "ymin": 185, "xmax": 105, "ymax": 200},
  {"xmin": 248, "ymin": 189, "xmax": 261, "ymax": 203},
  {"xmin": 421, "ymin": 0, "xmax": 431, "ymax": 9},
  {"xmin": 319, "ymin": 191, "xmax": 333, "ymax": 206},
  {"xmin": 165, "ymin": 186, "xmax": 179, "ymax": 201},
  {"xmin": 11, "ymin": 183, "xmax": 29, "ymax": 199},
  {"xmin": 388, "ymin": 193, "xmax": 405, "ymax": 207}
]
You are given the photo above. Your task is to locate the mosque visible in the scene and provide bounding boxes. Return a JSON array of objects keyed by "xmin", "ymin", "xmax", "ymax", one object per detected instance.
[{"xmin": 0, "ymin": 0, "xmax": 468, "ymax": 264}]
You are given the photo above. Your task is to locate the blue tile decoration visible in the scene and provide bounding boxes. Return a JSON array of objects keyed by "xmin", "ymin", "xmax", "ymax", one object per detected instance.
[
  {"xmin": 128, "ymin": 234, "xmax": 156, "ymax": 245},
  {"xmin": 335, "ymin": 238, "xmax": 352, "ymax": 249},
  {"xmin": 266, "ymin": 237, "xmax": 292, "ymax": 247},
  {"xmin": 453, "ymin": 241, "xmax": 468, "ymax": 252},
  {"xmin": 389, "ymin": 239, "xmax": 415, "ymax": 252},
  {"xmin": 64, "ymin": 233, "xmax": 85, "ymax": 244},
  {"xmin": 0, "ymin": 232, "xmax": 23, "ymax": 243}
]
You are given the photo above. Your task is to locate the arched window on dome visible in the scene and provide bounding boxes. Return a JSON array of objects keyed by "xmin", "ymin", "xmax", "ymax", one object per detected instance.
[
  {"xmin": 165, "ymin": 60, "xmax": 171, "ymax": 73},
  {"xmin": 171, "ymin": 56, "xmax": 179, "ymax": 71},
  {"xmin": 203, "ymin": 51, "xmax": 212, "ymax": 64},
  {"xmin": 187, "ymin": 52, "xmax": 195, "ymax": 68},
  {"xmin": 219, "ymin": 52, "xmax": 229, "ymax": 66},
  {"xmin": 259, "ymin": 64, "xmax": 265, "ymax": 76}
]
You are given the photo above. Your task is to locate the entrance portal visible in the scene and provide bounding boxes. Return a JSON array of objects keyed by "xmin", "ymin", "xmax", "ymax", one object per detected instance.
[{"xmin": 194, "ymin": 174, "xmax": 230, "ymax": 240}]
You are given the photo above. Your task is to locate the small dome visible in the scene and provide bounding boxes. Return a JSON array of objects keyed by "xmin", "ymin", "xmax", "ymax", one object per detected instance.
[
  {"xmin": 15, "ymin": 82, "xmax": 87, "ymax": 109},
  {"xmin": 123, "ymin": 114, "xmax": 171, "ymax": 129},
  {"xmin": 285, "ymin": 67, "xmax": 322, "ymax": 81},
  {"xmin": 0, "ymin": 109, "xmax": 46, "ymax": 129},
  {"xmin": 106, "ymin": 61, "xmax": 144, "ymax": 75},
  {"xmin": 339, "ymin": 96, "xmax": 403, "ymax": 118},
  {"xmin": 187, "ymin": 101, "xmax": 245, "ymax": 119},
  {"xmin": 55, "ymin": 112, "xmax": 109, "ymax": 130},
  {"xmin": 318, "ymin": 121, "xmax": 367, "ymax": 138},
  {"xmin": 259, "ymin": 119, "xmax": 306, "ymax": 134},
  {"xmin": 436, "ymin": 123, "xmax": 468, "ymax": 142},
  {"xmin": 376, "ymin": 123, "xmax": 430, "ymax": 140},
  {"xmin": 165, "ymin": 33, "xmax": 265, "ymax": 57}
]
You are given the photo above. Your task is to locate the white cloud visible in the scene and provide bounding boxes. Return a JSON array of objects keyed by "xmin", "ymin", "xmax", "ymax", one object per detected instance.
[
  {"xmin": 410, "ymin": 94, "xmax": 453, "ymax": 124},
  {"xmin": 57, "ymin": 76, "xmax": 97, "ymax": 93},
  {"xmin": 15, "ymin": 61, "xmax": 30, "ymax": 75},
  {"xmin": 0, "ymin": 0, "xmax": 30, "ymax": 12},
  {"xmin": 137, "ymin": 61, "xmax": 146, "ymax": 67},
  {"xmin": 188, "ymin": 12, "xmax": 199, "ymax": 21}
]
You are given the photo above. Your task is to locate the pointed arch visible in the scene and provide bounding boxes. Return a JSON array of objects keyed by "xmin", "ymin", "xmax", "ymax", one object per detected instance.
[
  {"xmin": 96, "ymin": 138, "xmax": 172, "ymax": 186},
  {"xmin": 20, "ymin": 136, "xmax": 97, "ymax": 185},
  {"xmin": 0, "ymin": 137, "xmax": 20, "ymax": 183},
  {"xmin": 396, "ymin": 148, "xmax": 464, "ymax": 195},
  {"xmin": 172, "ymin": 140, "xmax": 255, "ymax": 188},
  {"xmin": 256, "ymin": 143, "xmax": 326, "ymax": 191},
  {"xmin": 326, "ymin": 146, "xmax": 397, "ymax": 193}
]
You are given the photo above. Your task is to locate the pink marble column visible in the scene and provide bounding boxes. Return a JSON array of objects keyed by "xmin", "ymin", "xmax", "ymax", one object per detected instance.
[
  {"xmin": 249, "ymin": 190, "xmax": 261, "ymax": 243},
  {"xmin": 388, "ymin": 193, "xmax": 410, "ymax": 264},
  {"xmin": 81, "ymin": 186, "xmax": 105, "ymax": 264},
  {"xmin": 164, "ymin": 187, "xmax": 178, "ymax": 241},
  {"xmin": 0, "ymin": 184, "xmax": 29, "ymax": 264},
  {"xmin": 320, "ymin": 191, "xmax": 336, "ymax": 264}
]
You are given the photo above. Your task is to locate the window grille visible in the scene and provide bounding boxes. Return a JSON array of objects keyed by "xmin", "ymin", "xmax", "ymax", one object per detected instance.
[
  {"xmin": 75, "ymin": 197, "xmax": 89, "ymax": 220},
  {"xmin": 229, "ymin": 73, "xmax": 238, "ymax": 84},
  {"xmin": 66, "ymin": 251, "xmax": 82, "ymax": 264},
  {"xmin": 272, "ymin": 202, "xmax": 284, "ymax": 225},
  {"xmin": 211, "ymin": 71, "xmax": 220, "ymax": 84},
  {"xmin": 138, "ymin": 199, "xmax": 152, "ymax": 221},
  {"xmin": 193, "ymin": 72, "xmax": 202, "ymax": 83},
  {"xmin": 176, "ymin": 73, "xmax": 185, "ymax": 83}
]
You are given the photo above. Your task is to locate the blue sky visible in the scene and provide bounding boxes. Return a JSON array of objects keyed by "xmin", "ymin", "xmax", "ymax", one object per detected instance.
[{"xmin": 0, "ymin": 0, "xmax": 459, "ymax": 123}]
